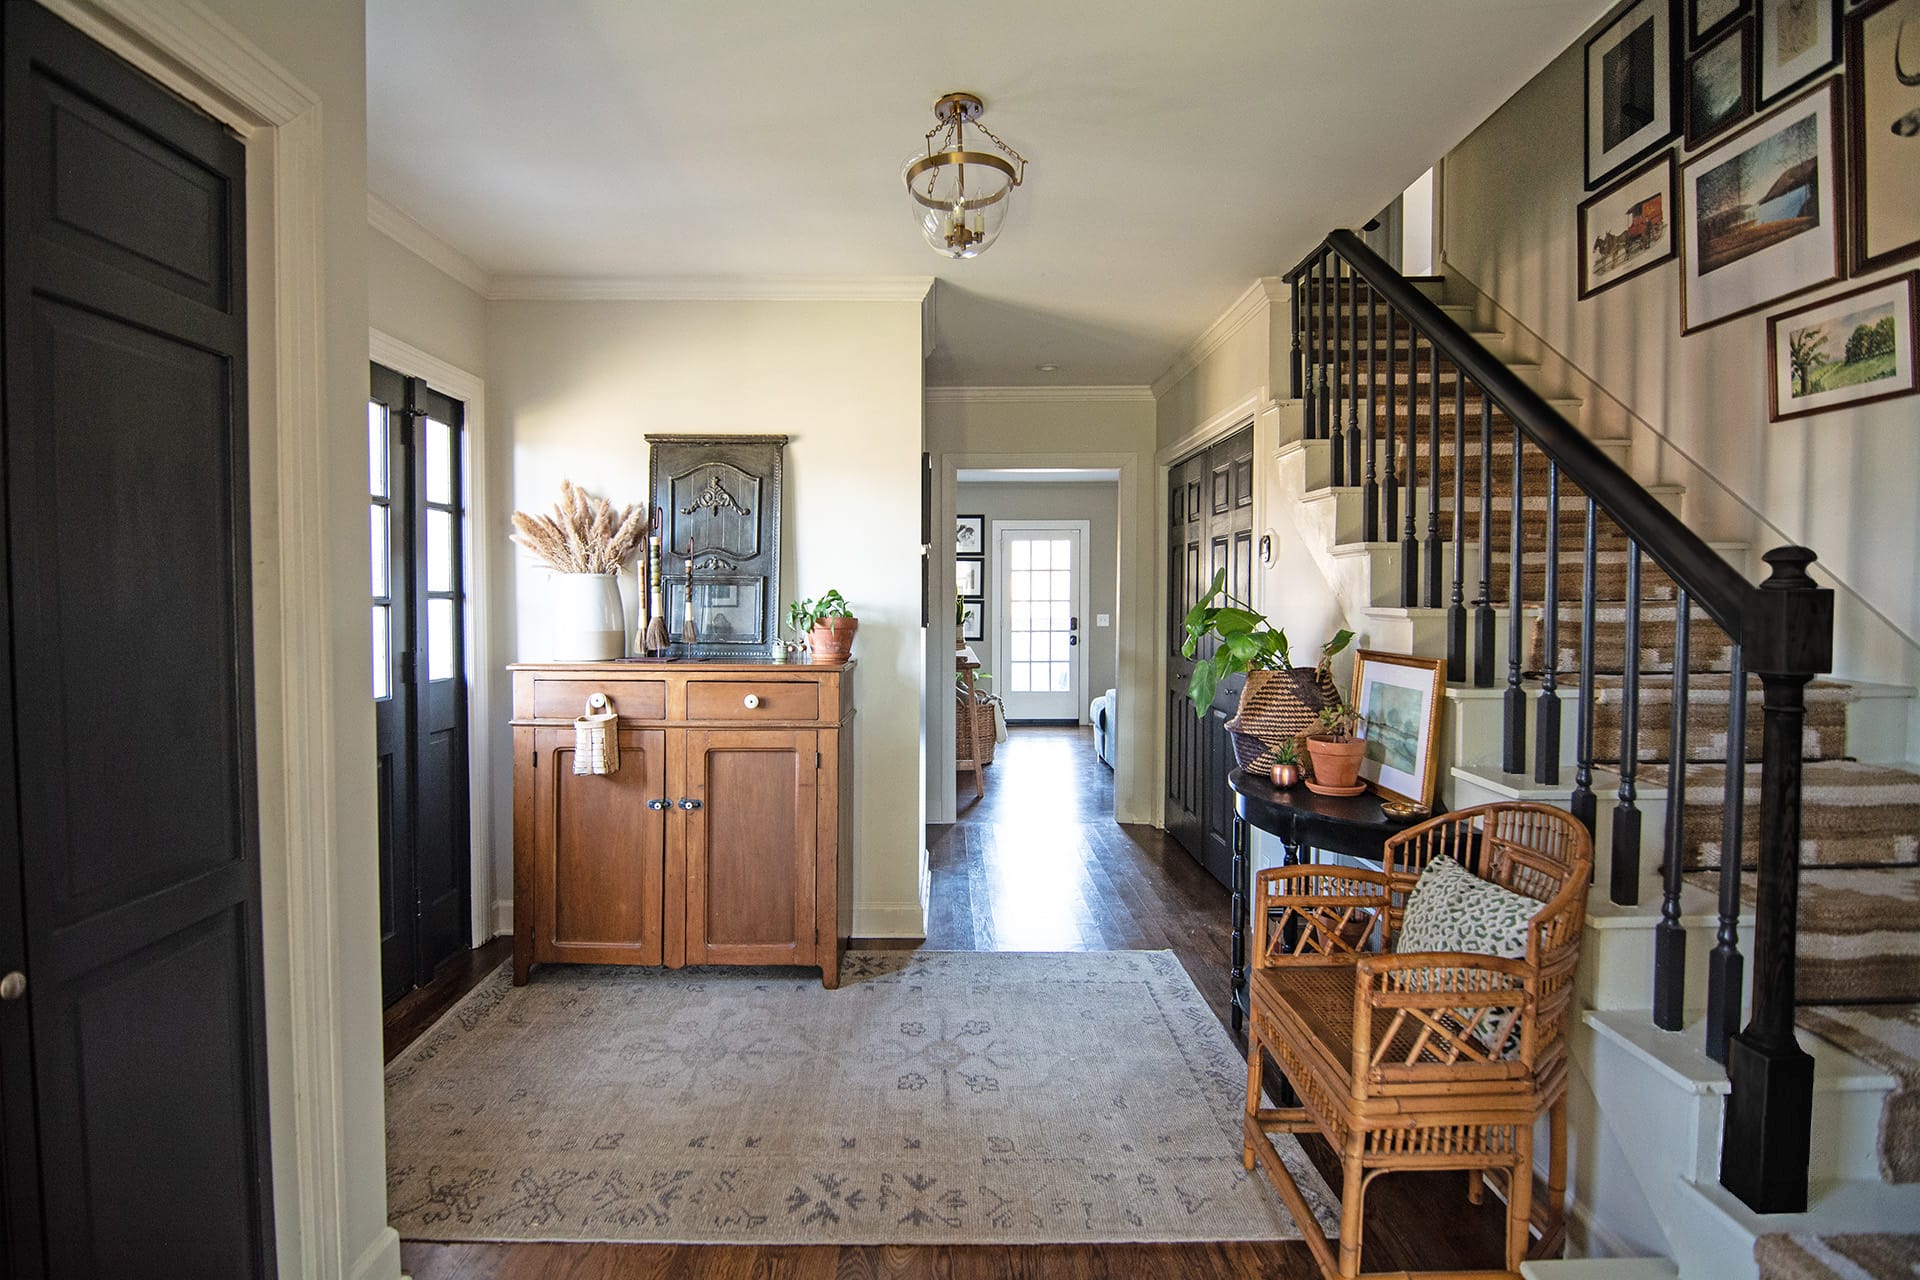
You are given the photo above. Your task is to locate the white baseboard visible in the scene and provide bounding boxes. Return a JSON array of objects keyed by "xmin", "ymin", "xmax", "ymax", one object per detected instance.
[
  {"xmin": 490, "ymin": 898, "xmax": 512, "ymax": 938},
  {"xmin": 852, "ymin": 900, "xmax": 928, "ymax": 939},
  {"xmin": 349, "ymin": 1226, "xmax": 402, "ymax": 1280}
]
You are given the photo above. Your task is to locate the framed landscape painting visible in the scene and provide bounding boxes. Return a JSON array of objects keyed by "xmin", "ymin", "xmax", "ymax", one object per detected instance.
[
  {"xmin": 1685, "ymin": 19, "xmax": 1756, "ymax": 147},
  {"xmin": 1845, "ymin": 0, "xmax": 1920, "ymax": 273},
  {"xmin": 1579, "ymin": 153, "xmax": 1678, "ymax": 297},
  {"xmin": 1768, "ymin": 273, "xmax": 1918, "ymax": 419},
  {"xmin": 1692, "ymin": 0, "xmax": 1751, "ymax": 44},
  {"xmin": 1350, "ymin": 650, "xmax": 1445, "ymax": 810},
  {"xmin": 1587, "ymin": 0, "xmax": 1680, "ymax": 188},
  {"xmin": 1681, "ymin": 79, "xmax": 1843, "ymax": 332},
  {"xmin": 1756, "ymin": 0, "xmax": 1839, "ymax": 102}
]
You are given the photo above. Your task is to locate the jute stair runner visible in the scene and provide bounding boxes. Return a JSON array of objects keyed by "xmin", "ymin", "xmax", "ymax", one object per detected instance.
[{"xmin": 1755, "ymin": 1231, "xmax": 1920, "ymax": 1280}]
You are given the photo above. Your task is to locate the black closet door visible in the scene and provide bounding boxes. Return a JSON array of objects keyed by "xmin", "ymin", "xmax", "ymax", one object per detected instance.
[{"xmin": 0, "ymin": 6, "xmax": 274, "ymax": 1277}]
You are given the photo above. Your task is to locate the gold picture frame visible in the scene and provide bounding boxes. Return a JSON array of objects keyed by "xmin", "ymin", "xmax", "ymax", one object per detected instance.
[{"xmin": 1351, "ymin": 650, "xmax": 1447, "ymax": 809}]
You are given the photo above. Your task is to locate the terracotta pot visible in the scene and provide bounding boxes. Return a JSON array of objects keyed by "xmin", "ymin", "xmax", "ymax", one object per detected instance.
[
  {"xmin": 807, "ymin": 616, "xmax": 859, "ymax": 663},
  {"xmin": 1304, "ymin": 734, "xmax": 1366, "ymax": 789},
  {"xmin": 1270, "ymin": 761, "xmax": 1302, "ymax": 789}
]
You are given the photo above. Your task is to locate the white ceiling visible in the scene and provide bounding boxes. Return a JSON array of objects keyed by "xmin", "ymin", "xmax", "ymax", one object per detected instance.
[{"xmin": 365, "ymin": 1, "xmax": 1604, "ymax": 387}]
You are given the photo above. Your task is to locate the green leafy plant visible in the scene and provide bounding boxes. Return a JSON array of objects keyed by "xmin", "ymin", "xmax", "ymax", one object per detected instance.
[
  {"xmin": 1271, "ymin": 737, "xmax": 1300, "ymax": 766},
  {"xmin": 1316, "ymin": 699, "xmax": 1362, "ymax": 742},
  {"xmin": 1180, "ymin": 567, "xmax": 1354, "ymax": 720},
  {"xmin": 788, "ymin": 589, "xmax": 854, "ymax": 636}
]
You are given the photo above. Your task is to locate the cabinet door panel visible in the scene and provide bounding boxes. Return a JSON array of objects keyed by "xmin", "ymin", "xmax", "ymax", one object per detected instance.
[
  {"xmin": 684, "ymin": 729, "xmax": 816, "ymax": 967},
  {"xmin": 534, "ymin": 727, "xmax": 666, "ymax": 964}
]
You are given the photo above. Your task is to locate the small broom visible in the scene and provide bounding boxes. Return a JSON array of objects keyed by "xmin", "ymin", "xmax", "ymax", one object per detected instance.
[{"xmin": 643, "ymin": 516, "xmax": 670, "ymax": 655}]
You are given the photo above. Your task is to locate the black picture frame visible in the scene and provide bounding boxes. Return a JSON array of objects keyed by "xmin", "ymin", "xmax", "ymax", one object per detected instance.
[
  {"xmin": 1755, "ymin": 0, "xmax": 1840, "ymax": 103},
  {"xmin": 1685, "ymin": 18, "xmax": 1757, "ymax": 147},
  {"xmin": 1845, "ymin": 0, "xmax": 1920, "ymax": 274},
  {"xmin": 954, "ymin": 513, "xmax": 985, "ymax": 553},
  {"xmin": 1691, "ymin": 0, "xmax": 1751, "ymax": 45},
  {"xmin": 1578, "ymin": 152, "xmax": 1679, "ymax": 298},
  {"xmin": 962, "ymin": 607, "xmax": 985, "ymax": 643},
  {"xmin": 1586, "ymin": 0, "xmax": 1681, "ymax": 189},
  {"xmin": 955, "ymin": 555, "xmax": 983, "ymax": 600}
]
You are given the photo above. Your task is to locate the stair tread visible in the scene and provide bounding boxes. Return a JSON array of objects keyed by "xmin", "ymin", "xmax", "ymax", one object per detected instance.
[
  {"xmin": 1684, "ymin": 864, "xmax": 1920, "ymax": 1003},
  {"xmin": 1675, "ymin": 762, "xmax": 1920, "ymax": 871},
  {"xmin": 1792, "ymin": 1003, "xmax": 1920, "ymax": 1185}
]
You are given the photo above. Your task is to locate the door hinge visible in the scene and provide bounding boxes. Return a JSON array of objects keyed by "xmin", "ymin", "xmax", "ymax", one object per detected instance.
[
  {"xmin": 531, "ymin": 748, "xmax": 537, "ymax": 768},
  {"xmin": 815, "ymin": 751, "xmax": 822, "ymax": 769}
]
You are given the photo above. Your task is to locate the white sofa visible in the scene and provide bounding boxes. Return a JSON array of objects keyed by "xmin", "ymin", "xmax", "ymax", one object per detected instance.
[{"xmin": 1090, "ymin": 687, "xmax": 1117, "ymax": 769}]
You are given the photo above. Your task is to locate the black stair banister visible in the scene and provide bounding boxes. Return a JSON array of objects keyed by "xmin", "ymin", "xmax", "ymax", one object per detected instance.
[
  {"xmin": 1571, "ymin": 497, "xmax": 1599, "ymax": 839},
  {"xmin": 1347, "ymin": 275, "xmax": 1362, "ymax": 488},
  {"xmin": 1473, "ymin": 394, "xmax": 1495, "ymax": 688},
  {"xmin": 1655, "ymin": 590, "xmax": 1692, "ymax": 1031},
  {"xmin": 1505, "ymin": 416, "xmax": 1527, "ymax": 775},
  {"xmin": 1706, "ymin": 644, "xmax": 1748, "ymax": 1067},
  {"xmin": 1332, "ymin": 260, "xmax": 1346, "ymax": 483},
  {"xmin": 1613, "ymin": 543, "xmax": 1644, "ymax": 906},
  {"xmin": 1448, "ymin": 371, "xmax": 1467, "ymax": 682},
  {"xmin": 1383, "ymin": 309, "xmax": 1400, "ymax": 548},
  {"xmin": 1536, "ymin": 459, "xmax": 1563, "ymax": 786},
  {"xmin": 1425, "ymin": 346, "xmax": 1443, "ymax": 609},
  {"xmin": 1364, "ymin": 285, "xmax": 1379, "ymax": 543},
  {"xmin": 1399, "ymin": 320, "xmax": 1418, "ymax": 606}
]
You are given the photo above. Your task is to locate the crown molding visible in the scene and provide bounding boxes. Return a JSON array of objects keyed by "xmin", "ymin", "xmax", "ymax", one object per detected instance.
[
  {"xmin": 924, "ymin": 385, "xmax": 1155, "ymax": 404},
  {"xmin": 487, "ymin": 275, "xmax": 935, "ymax": 303},
  {"xmin": 1149, "ymin": 276, "xmax": 1288, "ymax": 401},
  {"xmin": 366, "ymin": 193, "xmax": 492, "ymax": 296}
]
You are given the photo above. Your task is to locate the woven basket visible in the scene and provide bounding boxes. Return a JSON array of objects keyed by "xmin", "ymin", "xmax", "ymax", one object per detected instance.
[
  {"xmin": 1224, "ymin": 666, "xmax": 1338, "ymax": 773},
  {"xmin": 957, "ymin": 695, "xmax": 998, "ymax": 765}
]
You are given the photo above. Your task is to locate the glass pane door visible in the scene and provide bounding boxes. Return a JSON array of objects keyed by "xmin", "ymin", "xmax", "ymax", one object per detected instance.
[{"xmin": 997, "ymin": 524, "xmax": 1086, "ymax": 721}]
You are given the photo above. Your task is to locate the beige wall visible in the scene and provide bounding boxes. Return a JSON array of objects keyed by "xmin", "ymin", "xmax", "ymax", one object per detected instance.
[
  {"xmin": 486, "ymin": 297, "xmax": 929, "ymax": 936},
  {"xmin": 924, "ymin": 394, "xmax": 1157, "ymax": 824},
  {"xmin": 956, "ymin": 480, "xmax": 1121, "ymax": 711},
  {"xmin": 1444, "ymin": 43, "xmax": 1920, "ymax": 709},
  {"xmin": 368, "ymin": 227, "xmax": 488, "ymax": 376},
  {"xmin": 1154, "ymin": 302, "xmax": 1281, "ymax": 456}
]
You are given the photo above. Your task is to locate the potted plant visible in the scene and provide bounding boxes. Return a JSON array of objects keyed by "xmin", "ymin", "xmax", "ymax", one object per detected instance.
[
  {"xmin": 788, "ymin": 590, "xmax": 858, "ymax": 663},
  {"xmin": 1304, "ymin": 690, "xmax": 1367, "ymax": 791},
  {"xmin": 1269, "ymin": 739, "xmax": 1302, "ymax": 790},
  {"xmin": 1181, "ymin": 568, "xmax": 1355, "ymax": 776}
]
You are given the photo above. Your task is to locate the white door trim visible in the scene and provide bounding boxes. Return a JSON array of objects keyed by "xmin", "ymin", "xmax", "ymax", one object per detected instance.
[
  {"xmin": 990, "ymin": 520, "xmax": 1090, "ymax": 722},
  {"xmin": 36, "ymin": 3, "xmax": 395, "ymax": 1278},
  {"xmin": 370, "ymin": 331, "xmax": 496, "ymax": 948}
]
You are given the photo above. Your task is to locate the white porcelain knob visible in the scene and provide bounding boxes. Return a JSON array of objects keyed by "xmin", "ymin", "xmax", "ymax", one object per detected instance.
[{"xmin": 743, "ymin": 693, "xmax": 760, "ymax": 709}]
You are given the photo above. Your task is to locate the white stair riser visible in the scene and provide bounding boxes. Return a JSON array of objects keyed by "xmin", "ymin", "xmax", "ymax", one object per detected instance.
[
  {"xmin": 1580, "ymin": 907, "xmax": 1754, "ymax": 1019},
  {"xmin": 1846, "ymin": 685, "xmax": 1918, "ymax": 765}
]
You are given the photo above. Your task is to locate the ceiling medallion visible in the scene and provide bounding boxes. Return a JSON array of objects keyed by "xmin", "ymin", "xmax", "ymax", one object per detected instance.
[{"xmin": 902, "ymin": 92, "xmax": 1028, "ymax": 260}]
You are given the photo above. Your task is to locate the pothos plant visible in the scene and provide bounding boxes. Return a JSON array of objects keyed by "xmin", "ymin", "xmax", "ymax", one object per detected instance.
[
  {"xmin": 1180, "ymin": 567, "xmax": 1356, "ymax": 725},
  {"xmin": 787, "ymin": 589, "xmax": 854, "ymax": 637}
]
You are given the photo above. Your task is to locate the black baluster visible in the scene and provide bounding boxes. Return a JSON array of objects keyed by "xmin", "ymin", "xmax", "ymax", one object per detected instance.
[
  {"xmin": 1311, "ymin": 256, "xmax": 1325, "ymax": 440},
  {"xmin": 1424, "ymin": 349, "xmax": 1443, "ymax": 608},
  {"xmin": 1570, "ymin": 498, "xmax": 1599, "ymax": 836},
  {"xmin": 1655, "ymin": 587, "xmax": 1692, "ymax": 1030},
  {"xmin": 1612, "ymin": 541, "xmax": 1644, "ymax": 906},
  {"xmin": 1363, "ymin": 285, "xmax": 1378, "ymax": 543},
  {"xmin": 1289, "ymin": 270, "xmax": 1303, "ymax": 403},
  {"xmin": 1347, "ymin": 268, "xmax": 1362, "ymax": 487},
  {"xmin": 1384, "ymin": 310, "xmax": 1399, "ymax": 555},
  {"xmin": 1503, "ymin": 418, "xmax": 1527, "ymax": 775},
  {"xmin": 1705, "ymin": 644, "xmax": 1746, "ymax": 1065},
  {"xmin": 1536, "ymin": 460, "xmax": 1562, "ymax": 786},
  {"xmin": 1331, "ymin": 258, "xmax": 1346, "ymax": 483},
  {"xmin": 1447, "ymin": 373, "xmax": 1467, "ymax": 681},
  {"xmin": 1473, "ymin": 391, "xmax": 1495, "ymax": 688},
  {"xmin": 1400, "ymin": 326, "xmax": 1419, "ymax": 607}
]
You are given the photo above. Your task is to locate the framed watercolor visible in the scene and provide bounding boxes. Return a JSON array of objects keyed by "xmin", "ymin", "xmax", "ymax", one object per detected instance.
[
  {"xmin": 961, "ymin": 603, "xmax": 985, "ymax": 643},
  {"xmin": 1692, "ymin": 0, "xmax": 1751, "ymax": 44},
  {"xmin": 1587, "ymin": 0, "xmax": 1680, "ymax": 189},
  {"xmin": 1756, "ymin": 0, "xmax": 1839, "ymax": 102},
  {"xmin": 1680, "ymin": 79, "xmax": 1844, "ymax": 333},
  {"xmin": 1580, "ymin": 153, "xmax": 1678, "ymax": 297},
  {"xmin": 955, "ymin": 513, "xmax": 984, "ymax": 553},
  {"xmin": 1767, "ymin": 272, "xmax": 1919, "ymax": 419},
  {"xmin": 1845, "ymin": 0, "xmax": 1920, "ymax": 274},
  {"xmin": 1350, "ymin": 650, "xmax": 1446, "ymax": 810},
  {"xmin": 955, "ymin": 555, "xmax": 983, "ymax": 599},
  {"xmin": 1686, "ymin": 19, "xmax": 1757, "ymax": 147}
]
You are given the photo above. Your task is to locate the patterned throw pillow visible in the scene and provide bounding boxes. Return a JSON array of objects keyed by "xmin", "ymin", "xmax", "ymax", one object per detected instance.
[{"xmin": 1394, "ymin": 854, "xmax": 1539, "ymax": 1057}]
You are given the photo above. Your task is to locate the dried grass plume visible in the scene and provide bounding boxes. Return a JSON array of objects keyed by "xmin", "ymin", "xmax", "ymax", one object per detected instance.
[{"xmin": 511, "ymin": 480, "xmax": 646, "ymax": 574}]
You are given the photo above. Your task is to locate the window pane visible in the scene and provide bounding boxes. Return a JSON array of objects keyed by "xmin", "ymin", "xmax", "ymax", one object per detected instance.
[
  {"xmin": 1031, "ymin": 539, "xmax": 1050, "ymax": 571},
  {"xmin": 1051, "ymin": 663, "xmax": 1070, "ymax": 692},
  {"xmin": 1010, "ymin": 540, "xmax": 1029, "ymax": 571},
  {"xmin": 1011, "ymin": 601, "xmax": 1030, "ymax": 631},
  {"xmin": 368, "ymin": 402, "xmax": 387, "ymax": 498},
  {"xmin": 1011, "ymin": 570, "xmax": 1030, "ymax": 603},
  {"xmin": 1051, "ymin": 569, "xmax": 1071, "ymax": 601},
  {"xmin": 1052, "ymin": 633, "xmax": 1070, "ymax": 661},
  {"xmin": 426, "ymin": 418, "xmax": 453, "ymax": 505},
  {"xmin": 1011, "ymin": 633, "xmax": 1029, "ymax": 661},
  {"xmin": 428, "ymin": 598, "xmax": 456, "ymax": 681},
  {"xmin": 369, "ymin": 505, "xmax": 388, "ymax": 598},
  {"xmin": 371, "ymin": 606, "xmax": 390, "ymax": 700},
  {"xmin": 1053, "ymin": 538, "xmax": 1071, "ymax": 567},
  {"xmin": 427, "ymin": 508, "xmax": 454, "ymax": 593}
]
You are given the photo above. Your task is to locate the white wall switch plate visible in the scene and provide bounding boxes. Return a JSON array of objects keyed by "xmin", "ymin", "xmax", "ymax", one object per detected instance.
[{"xmin": 1096, "ymin": 613, "xmax": 1110, "ymax": 627}]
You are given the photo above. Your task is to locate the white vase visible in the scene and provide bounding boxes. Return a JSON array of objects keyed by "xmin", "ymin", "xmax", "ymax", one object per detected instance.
[{"xmin": 549, "ymin": 572, "xmax": 625, "ymax": 661}]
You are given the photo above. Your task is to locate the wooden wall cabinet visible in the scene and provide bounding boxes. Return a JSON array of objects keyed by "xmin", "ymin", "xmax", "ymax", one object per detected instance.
[{"xmin": 511, "ymin": 661, "xmax": 853, "ymax": 988}]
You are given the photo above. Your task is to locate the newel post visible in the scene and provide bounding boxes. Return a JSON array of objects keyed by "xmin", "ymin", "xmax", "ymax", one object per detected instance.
[{"xmin": 1719, "ymin": 546, "xmax": 1832, "ymax": 1214}]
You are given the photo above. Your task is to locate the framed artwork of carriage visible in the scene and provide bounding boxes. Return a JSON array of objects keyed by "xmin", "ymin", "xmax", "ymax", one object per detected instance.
[{"xmin": 1579, "ymin": 151, "xmax": 1679, "ymax": 298}]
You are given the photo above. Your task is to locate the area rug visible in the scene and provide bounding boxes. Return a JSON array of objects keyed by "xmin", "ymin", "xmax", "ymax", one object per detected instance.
[{"xmin": 385, "ymin": 950, "xmax": 1336, "ymax": 1245}]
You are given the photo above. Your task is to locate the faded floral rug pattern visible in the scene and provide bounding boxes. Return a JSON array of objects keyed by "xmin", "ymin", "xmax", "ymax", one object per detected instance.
[{"xmin": 385, "ymin": 949, "xmax": 1335, "ymax": 1244}]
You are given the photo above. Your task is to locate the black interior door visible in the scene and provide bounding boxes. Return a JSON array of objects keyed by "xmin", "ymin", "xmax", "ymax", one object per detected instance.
[
  {"xmin": 371, "ymin": 362, "xmax": 471, "ymax": 1005},
  {"xmin": 1165, "ymin": 427, "xmax": 1254, "ymax": 887},
  {"xmin": 0, "ymin": 6, "xmax": 275, "ymax": 1275}
]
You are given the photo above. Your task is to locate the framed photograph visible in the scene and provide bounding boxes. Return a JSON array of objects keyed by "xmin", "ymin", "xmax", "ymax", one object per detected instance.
[
  {"xmin": 1686, "ymin": 20, "xmax": 1756, "ymax": 147},
  {"xmin": 1692, "ymin": 0, "xmax": 1750, "ymax": 45},
  {"xmin": 1681, "ymin": 79, "xmax": 1844, "ymax": 333},
  {"xmin": 1845, "ymin": 0, "xmax": 1920, "ymax": 274},
  {"xmin": 1768, "ymin": 273, "xmax": 1919, "ymax": 419},
  {"xmin": 955, "ymin": 555, "xmax": 983, "ymax": 599},
  {"xmin": 961, "ymin": 603, "xmax": 985, "ymax": 643},
  {"xmin": 1756, "ymin": 0, "xmax": 1838, "ymax": 102},
  {"xmin": 1580, "ymin": 153, "xmax": 1678, "ymax": 297},
  {"xmin": 955, "ymin": 514, "xmax": 984, "ymax": 553},
  {"xmin": 1351, "ymin": 651, "xmax": 1446, "ymax": 810},
  {"xmin": 1586, "ymin": 0, "xmax": 1679, "ymax": 189}
]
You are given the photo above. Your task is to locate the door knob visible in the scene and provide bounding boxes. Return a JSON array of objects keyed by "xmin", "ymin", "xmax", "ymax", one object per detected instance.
[
  {"xmin": 742, "ymin": 693, "xmax": 760, "ymax": 709},
  {"xmin": 0, "ymin": 971, "xmax": 24, "ymax": 1001},
  {"xmin": 678, "ymin": 798, "xmax": 703, "ymax": 810},
  {"xmin": 647, "ymin": 798, "xmax": 670, "ymax": 811}
]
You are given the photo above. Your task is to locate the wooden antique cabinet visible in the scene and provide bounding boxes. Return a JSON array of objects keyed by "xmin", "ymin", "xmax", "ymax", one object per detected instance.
[{"xmin": 510, "ymin": 660, "xmax": 854, "ymax": 988}]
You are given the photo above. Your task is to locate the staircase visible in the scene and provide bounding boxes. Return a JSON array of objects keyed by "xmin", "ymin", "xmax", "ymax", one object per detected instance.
[{"xmin": 1279, "ymin": 232, "xmax": 1920, "ymax": 1277}]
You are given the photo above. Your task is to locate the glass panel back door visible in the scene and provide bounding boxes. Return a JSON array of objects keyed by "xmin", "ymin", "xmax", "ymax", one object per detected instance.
[{"xmin": 996, "ymin": 523, "xmax": 1087, "ymax": 721}]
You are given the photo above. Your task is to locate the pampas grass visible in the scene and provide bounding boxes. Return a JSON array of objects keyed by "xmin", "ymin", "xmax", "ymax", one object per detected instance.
[{"xmin": 511, "ymin": 480, "xmax": 646, "ymax": 574}]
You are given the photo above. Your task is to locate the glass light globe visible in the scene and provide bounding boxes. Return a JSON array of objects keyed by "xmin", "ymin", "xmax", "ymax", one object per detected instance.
[{"xmin": 903, "ymin": 151, "xmax": 1015, "ymax": 259}]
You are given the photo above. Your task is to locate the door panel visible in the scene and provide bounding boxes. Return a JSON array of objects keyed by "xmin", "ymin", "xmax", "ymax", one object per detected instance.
[
  {"xmin": 996, "ymin": 524, "xmax": 1086, "ymax": 721},
  {"xmin": 1, "ymin": 6, "xmax": 274, "ymax": 1272},
  {"xmin": 684, "ymin": 729, "xmax": 817, "ymax": 966},
  {"xmin": 534, "ymin": 727, "xmax": 666, "ymax": 964}
]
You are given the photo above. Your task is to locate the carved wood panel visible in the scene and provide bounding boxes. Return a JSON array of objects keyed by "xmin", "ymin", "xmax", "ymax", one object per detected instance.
[{"xmin": 647, "ymin": 434, "xmax": 786, "ymax": 656}]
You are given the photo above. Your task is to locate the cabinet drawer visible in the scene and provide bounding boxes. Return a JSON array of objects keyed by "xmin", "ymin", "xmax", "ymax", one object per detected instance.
[
  {"xmin": 531, "ymin": 678, "xmax": 666, "ymax": 721},
  {"xmin": 686, "ymin": 680, "xmax": 820, "ymax": 721}
]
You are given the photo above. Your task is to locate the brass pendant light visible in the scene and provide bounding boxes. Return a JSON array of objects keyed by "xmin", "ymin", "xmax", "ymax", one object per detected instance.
[{"xmin": 903, "ymin": 92, "xmax": 1028, "ymax": 259}]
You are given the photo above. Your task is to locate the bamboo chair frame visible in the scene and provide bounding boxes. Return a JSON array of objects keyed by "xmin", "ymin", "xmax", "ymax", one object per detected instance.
[{"xmin": 1242, "ymin": 802, "xmax": 1592, "ymax": 1280}]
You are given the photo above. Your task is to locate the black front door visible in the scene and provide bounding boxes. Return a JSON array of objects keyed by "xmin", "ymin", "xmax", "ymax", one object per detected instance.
[
  {"xmin": 1164, "ymin": 427, "xmax": 1255, "ymax": 887},
  {"xmin": 0, "ymin": 6, "xmax": 275, "ymax": 1276},
  {"xmin": 371, "ymin": 362, "xmax": 471, "ymax": 1005}
]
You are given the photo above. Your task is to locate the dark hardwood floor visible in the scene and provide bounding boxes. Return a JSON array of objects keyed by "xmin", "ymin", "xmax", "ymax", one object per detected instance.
[{"xmin": 393, "ymin": 727, "xmax": 1512, "ymax": 1278}]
